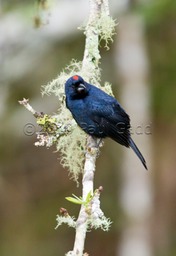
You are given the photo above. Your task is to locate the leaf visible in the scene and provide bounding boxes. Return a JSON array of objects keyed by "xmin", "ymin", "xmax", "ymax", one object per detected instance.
[
  {"xmin": 65, "ymin": 194, "xmax": 84, "ymax": 205},
  {"xmin": 65, "ymin": 197, "xmax": 83, "ymax": 204}
]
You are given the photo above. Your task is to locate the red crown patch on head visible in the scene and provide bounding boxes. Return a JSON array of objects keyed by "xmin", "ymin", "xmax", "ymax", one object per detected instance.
[{"xmin": 72, "ymin": 75, "xmax": 79, "ymax": 81}]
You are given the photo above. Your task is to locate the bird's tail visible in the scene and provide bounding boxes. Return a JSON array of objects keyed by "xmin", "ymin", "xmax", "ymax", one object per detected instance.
[{"xmin": 129, "ymin": 137, "xmax": 148, "ymax": 170}]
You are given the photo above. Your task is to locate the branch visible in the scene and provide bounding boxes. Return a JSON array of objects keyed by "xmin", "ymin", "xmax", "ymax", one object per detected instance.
[
  {"xmin": 19, "ymin": 98, "xmax": 76, "ymax": 147},
  {"xmin": 68, "ymin": 1, "xmax": 112, "ymax": 255},
  {"xmin": 70, "ymin": 137, "xmax": 98, "ymax": 256},
  {"xmin": 18, "ymin": 98, "xmax": 43, "ymax": 118}
]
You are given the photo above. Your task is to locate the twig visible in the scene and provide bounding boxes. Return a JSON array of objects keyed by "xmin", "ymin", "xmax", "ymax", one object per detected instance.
[
  {"xmin": 18, "ymin": 98, "xmax": 44, "ymax": 118},
  {"xmin": 19, "ymin": 98, "xmax": 76, "ymax": 147}
]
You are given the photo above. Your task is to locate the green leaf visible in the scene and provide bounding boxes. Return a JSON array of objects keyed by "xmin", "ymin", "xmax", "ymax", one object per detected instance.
[
  {"xmin": 65, "ymin": 194, "xmax": 84, "ymax": 205},
  {"xmin": 65, "ymin": 197, "xmax": 83, "ymax": 205}
]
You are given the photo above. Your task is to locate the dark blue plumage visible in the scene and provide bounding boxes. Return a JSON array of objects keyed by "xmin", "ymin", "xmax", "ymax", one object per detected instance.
[{"xmin": 65, "ymin": 75, "xmax": 147, "ymax": 170}]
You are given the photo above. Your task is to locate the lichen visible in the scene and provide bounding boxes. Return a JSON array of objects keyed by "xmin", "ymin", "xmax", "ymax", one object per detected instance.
[
  {"xmin": 102, "ymin": 81, "xmax": 114, "ymax": 96},
  {"xmin": 55, "ymin": 215, "xmax": 76, "ymax": 229},
  {"xmin": 42, "ymin": 60, "xmax": 83, "ymax": 99},
  {"xmin": 97, "ymin": 12, "xmax": 117, "ymax": 50},
  {"xmin": 40, "ymin": 61, "xmax": 87, "ymax": 181},
  {"xmin": 87, "ymin": 215, "xmax": 112, "ymax": 231}
]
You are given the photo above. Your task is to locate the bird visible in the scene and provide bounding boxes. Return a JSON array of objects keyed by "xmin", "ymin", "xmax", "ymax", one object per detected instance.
[{"xmin": 65, "ymin": 75, "xmax": 147, "ymax": 170}]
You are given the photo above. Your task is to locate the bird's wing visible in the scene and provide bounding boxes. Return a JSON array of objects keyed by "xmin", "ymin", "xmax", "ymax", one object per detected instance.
[{"xmin": 90, "ymin": 101, "xmax": 131, "ymax": 147}]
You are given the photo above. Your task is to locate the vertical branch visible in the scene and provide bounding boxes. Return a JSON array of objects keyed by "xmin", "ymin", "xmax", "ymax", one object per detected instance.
[
  {"xmin": 81, "ymin": 0, "xmax": 101, "ymax": 81},
  {"xmin": 102, "ymin": 0, "xmax": 110, "ymax": 15},
  {"xmin": 71, "ymin": 138, "xmax": 98, "ymax": 256},
  {"xmin": 69, "ymin": 1, "xmax": 111, "ymax": 255}
]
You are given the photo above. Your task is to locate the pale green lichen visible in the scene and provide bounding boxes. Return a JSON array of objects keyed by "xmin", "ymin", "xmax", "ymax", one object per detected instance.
[
  {"xmin": 55, "ymin": 215, "xmax": 76, "ymax": 229},
  {"xmin": 97, "ymin": 12, "xmax": 117, "ymax": 50},
  {"xmin": 102, "ymin": 81, "xmax": 114, "ymax": 96},
  {"xmin": 56, "ymin": 120, "xmax": 86, "ymax": 181},
  {"xmin": 42, "ymin": 60, "xmax": 83, "ymax": 99},
  {"xmin": 41, "ymin": 61, "xmax": 87, "ymax": 181},
  {"xmin": 87, "ymin": 215, "xmax": 112, "ymax": 231}
]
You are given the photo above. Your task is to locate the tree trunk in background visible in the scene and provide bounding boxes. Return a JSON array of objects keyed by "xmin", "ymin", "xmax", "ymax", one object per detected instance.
[{"xmin": 115, "ymin": 15, "xmax": 153, "ymax": 256}]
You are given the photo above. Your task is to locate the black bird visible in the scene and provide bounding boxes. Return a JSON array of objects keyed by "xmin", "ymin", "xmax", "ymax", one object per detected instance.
[{"xmin": 65, "ymin": 75, "xmax": 147, "ymax": 170}]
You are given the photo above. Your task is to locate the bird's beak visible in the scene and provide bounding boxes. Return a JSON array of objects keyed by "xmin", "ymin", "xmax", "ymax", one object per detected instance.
[
  {"xmin": 77, "ymin": 83, "xmax": 86, "ymax": 93},
  {"xmin": 79, "ymin": 83, "xmax": 86, "ymax": 89}
]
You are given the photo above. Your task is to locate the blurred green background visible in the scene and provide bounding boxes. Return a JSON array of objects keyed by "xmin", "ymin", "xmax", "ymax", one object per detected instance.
[{"xmin": 0, "ymin": 0, "xmax": 176, "ymax": 255}]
